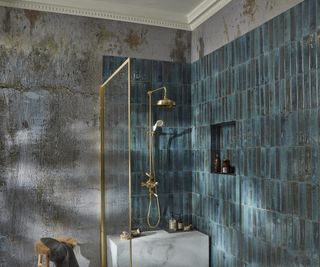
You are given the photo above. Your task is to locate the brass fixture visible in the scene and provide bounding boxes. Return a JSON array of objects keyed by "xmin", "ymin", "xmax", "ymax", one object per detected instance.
[
  {"xmin": 157, "ymin": 97, "xmax": 176, "ymax": 107},
  {"xmin": 120, "ymin": 231, "xmax": 131, "ymax": 240},
  {"xmin": 152, "ymin": 120, "xmax": 164, "ymax": 135},
  {"xmin": 99, "ymin": 58, "xmax": 132, "ymax": 267},
  {"xmin": 119, "ymin": 228, "xmax": 141, "ymax": 240},
  {"xmin": 142, "ymin": 86, "xmax": 175, "ymax": 229},
  {"xmin": 151, "ymin": 86, "xmax": 176, "ymax": 108},
  {"xmin": 183, "ymin": 224, "xmax": 193, "ymax": 231},
  {"xmin": 141, "ymin": 172, "xmax": 158, "ymax": 196},
  {"xmin": 131, "ymin": 228, "xmax": 141, "ymax": 238}
]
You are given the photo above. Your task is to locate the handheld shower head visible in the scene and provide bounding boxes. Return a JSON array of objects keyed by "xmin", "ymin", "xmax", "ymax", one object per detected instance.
[{"xmin": 152, "ymin": 120, "xmax": 164, "ymax": 133}]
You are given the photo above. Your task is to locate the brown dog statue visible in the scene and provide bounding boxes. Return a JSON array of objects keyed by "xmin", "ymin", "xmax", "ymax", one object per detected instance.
[{"xmin": 40, "ymin": 238, "xmax": 79, "ymax": 267}]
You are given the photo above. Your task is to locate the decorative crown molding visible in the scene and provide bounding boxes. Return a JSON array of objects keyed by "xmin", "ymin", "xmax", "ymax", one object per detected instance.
[
  {"xmin": 0, "ymin": 0, "xmax": 233, "ymax": 31},
  {"xmin": 187, "ymin": 0, "xmax": 233, "ymax": 30}
]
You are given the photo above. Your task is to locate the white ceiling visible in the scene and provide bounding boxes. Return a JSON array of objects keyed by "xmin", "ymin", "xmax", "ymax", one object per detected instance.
[
  {"xmin": 97, "ymin": 0, "xmax": 203, "ymax": 14},
  {"xmin": 0, "ymin": 0, "xmax": 233, "ymax": 30}
]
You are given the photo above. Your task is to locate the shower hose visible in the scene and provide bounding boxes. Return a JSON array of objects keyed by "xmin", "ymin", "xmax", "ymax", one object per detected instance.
[{"xmin": 147, "ymin": 132, "xmax": 161, "ymax": 228}]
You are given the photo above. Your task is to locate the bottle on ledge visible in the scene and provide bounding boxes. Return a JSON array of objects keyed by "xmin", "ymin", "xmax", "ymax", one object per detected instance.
[
  {"xmin": 213, "ymin": 154, "xmax": 221, "ymax": 173},
  {"xmin": 222, "ymin": 159, "xmax": 230, "ymax": 174}
]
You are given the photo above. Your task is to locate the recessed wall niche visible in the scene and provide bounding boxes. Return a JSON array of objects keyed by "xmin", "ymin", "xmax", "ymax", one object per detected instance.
[{"xmin": 210, "ymin": 121, "xmax": 236, "ymax": 175}]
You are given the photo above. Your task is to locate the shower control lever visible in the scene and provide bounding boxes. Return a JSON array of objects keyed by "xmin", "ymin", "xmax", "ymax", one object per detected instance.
[{"xmin": 141, "ymin": 173, "xmax": 158, "ymax": 191}]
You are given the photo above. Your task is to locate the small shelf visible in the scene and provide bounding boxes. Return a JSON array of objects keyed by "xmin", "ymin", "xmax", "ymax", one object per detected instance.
[
  {"xmin": 211, "ymin": 121, "xmax": 236, "ymax": 174},
  {"xmin": 212, "ymin": 172, "xmax": 236, "ymax": 176}
]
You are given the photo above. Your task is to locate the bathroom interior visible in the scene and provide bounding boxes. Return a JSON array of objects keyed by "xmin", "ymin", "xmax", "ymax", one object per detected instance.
[{"xmin": 0, "ymin": 0, "xmax": 319, "ymax": 266}]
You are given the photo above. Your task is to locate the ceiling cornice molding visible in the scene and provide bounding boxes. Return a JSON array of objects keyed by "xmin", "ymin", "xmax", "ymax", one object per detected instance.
[
  {"xmin": 187, "ymin": 0, "xmax": 233, "ymax": 30},
  {"xmin": 0, "ymin": 0, "xmax": 190, "ymax": 30},
  {"xmin": 0, "ymin": 0, "xmax": 233, "ymax": 31}
]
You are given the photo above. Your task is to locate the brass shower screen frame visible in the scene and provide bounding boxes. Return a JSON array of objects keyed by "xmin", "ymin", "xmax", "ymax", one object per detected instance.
[{"xmin": 99, "ymin": 57, "xmax": 132, "ymax": 267}]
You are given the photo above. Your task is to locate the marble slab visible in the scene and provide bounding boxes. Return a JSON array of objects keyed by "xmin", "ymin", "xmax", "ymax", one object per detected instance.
[{"xmin": 107, "ymin": 230, "xmax": 209, "ymax": 267}]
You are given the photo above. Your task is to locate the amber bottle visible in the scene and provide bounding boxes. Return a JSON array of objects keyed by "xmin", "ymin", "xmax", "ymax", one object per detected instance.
[{"xmin": 213, "ymin": 154, "xmax": 221, "ymax": 173}]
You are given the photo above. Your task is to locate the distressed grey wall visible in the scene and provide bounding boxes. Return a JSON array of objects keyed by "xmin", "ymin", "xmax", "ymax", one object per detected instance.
[
  {"xmin": 192, "ymin": 0, "xmax": 303, "ymax": 62},
  {"xmin": 0, "ymin": 6, "xmax": 190, "ymax": 266}
]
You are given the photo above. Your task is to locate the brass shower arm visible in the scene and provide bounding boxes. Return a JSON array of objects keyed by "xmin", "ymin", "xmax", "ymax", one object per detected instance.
[{"xmin": 147, "ymin": 86, "xmax": 167, "ymax": 98}]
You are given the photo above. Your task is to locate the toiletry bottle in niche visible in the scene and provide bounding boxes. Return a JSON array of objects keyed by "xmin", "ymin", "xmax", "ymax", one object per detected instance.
[
  {"xmin": 213, "ymin": 154, "xmax": 221, "ymax": 173},
  {"xmin": 169, "ymin": 213, "xmax": 177, "ymax": 231},
  {"xmin": 222, "ymin": 159, "xmax": 230, "ymax": 174},
  {"xmin": 177, "ymin": 214, "xmax": 183, "ymax": 230}
]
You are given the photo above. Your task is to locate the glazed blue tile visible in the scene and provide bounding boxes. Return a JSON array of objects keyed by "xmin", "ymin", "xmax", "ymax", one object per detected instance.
[
  {"xmin": 295, "ymin": 3, "xmax": 303, "ymax": 41},
  {"xmin": 189, "ymin": 0, "xmax": 320, "ymax": 265},
  {"xmin": 284, "ymin": 43, "xmax": 291, "ymax": 78},
  {"xmin": 283, "ymin": 11, "xmax": 291, "ymax": 44},
  {"xmin": 302, "ymin": 1, "xmax": 310, "ymax": 37},
  {"xmin": 310, "ymin": 33, "xmax": 317, "ymax": 70},
  {"xmin": 290, "ymin": 8, "xmax": 297, "ymax": 42},
  {"xmin": 309, "ymin": 0, "xmax": 317, "ymax": 32}
]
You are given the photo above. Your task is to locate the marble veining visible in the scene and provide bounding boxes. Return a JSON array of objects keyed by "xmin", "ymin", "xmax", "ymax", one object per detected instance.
[{"xmin": 107, "ymin": 230, "xmax": 209, "ymax": 267}]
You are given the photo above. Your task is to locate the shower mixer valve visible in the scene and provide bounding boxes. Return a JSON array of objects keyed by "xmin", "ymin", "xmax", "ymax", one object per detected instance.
[{"xmin": 141, "ymin": 173, "xmax": 158, "ymax": 196}]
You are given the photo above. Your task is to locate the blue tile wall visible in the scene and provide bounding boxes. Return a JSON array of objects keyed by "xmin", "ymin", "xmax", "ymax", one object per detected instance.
[
  {"xmin": 191, "ymin": 0, "xmax": 320, "ymax": 266},
  {"xmin": 103, "ymin": 0, "xmax": 320, "ymax": 264},
  {"xmin": 102, "ymin": 64, "xmax": 131, "ymax": 234},
  {"xmin": 103, "ymin": 56, "xmax": 192, "ymax": 230}
]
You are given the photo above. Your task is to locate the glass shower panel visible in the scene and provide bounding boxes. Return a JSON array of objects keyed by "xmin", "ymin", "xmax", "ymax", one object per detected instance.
[{"xmin": 103, "ymin": 61, "xmax": 132, "ymax": 267}]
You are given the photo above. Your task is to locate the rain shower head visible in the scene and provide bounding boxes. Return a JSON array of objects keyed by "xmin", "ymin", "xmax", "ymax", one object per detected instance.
[
  {"xmin": 148, "ymin": 86, "xmax": 176, "ymax": 108},
  {"xmin": 156, "ymin": 97, "xmax": 176, "ymax": 108}
]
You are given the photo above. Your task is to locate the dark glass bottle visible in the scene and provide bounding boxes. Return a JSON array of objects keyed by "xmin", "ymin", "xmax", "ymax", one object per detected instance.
[
  {"xmin": 213, "ymin": 154, "xmax": 221, "ymax": 173},
  {"xmin": 222, "ymin": 159, "xmax": 230, "ymax": 174}
]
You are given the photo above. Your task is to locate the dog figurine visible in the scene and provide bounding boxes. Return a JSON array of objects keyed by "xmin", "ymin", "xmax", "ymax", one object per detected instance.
[{"xmin": 40, "ymin": 238, "xmax": 79, "ymax": 267}]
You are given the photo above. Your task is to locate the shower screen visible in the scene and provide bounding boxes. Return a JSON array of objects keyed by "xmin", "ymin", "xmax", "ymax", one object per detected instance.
[{"xmin": 100, "ymin": 58, "xmax": 132, "ymax": 267}]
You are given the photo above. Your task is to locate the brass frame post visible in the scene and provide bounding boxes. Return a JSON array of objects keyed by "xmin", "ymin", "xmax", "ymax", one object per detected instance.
[{"xmin": 99, "ymin": 58, "xmax": 132, "ymax": 267}]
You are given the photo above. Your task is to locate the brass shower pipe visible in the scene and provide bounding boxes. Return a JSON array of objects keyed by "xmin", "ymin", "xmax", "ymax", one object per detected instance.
[
  {"xmin": 143, "ymin": 86, "xmax": 175, "ymax": 228},
  {"xmin": 147, "ymin": 86, "xmax": 175, "ymax": 173}
]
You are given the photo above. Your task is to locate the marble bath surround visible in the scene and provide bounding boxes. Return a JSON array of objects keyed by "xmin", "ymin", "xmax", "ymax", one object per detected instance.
[{"xmin": 107, "ymin": 230, "xmax": 209, "ymax": 267}]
